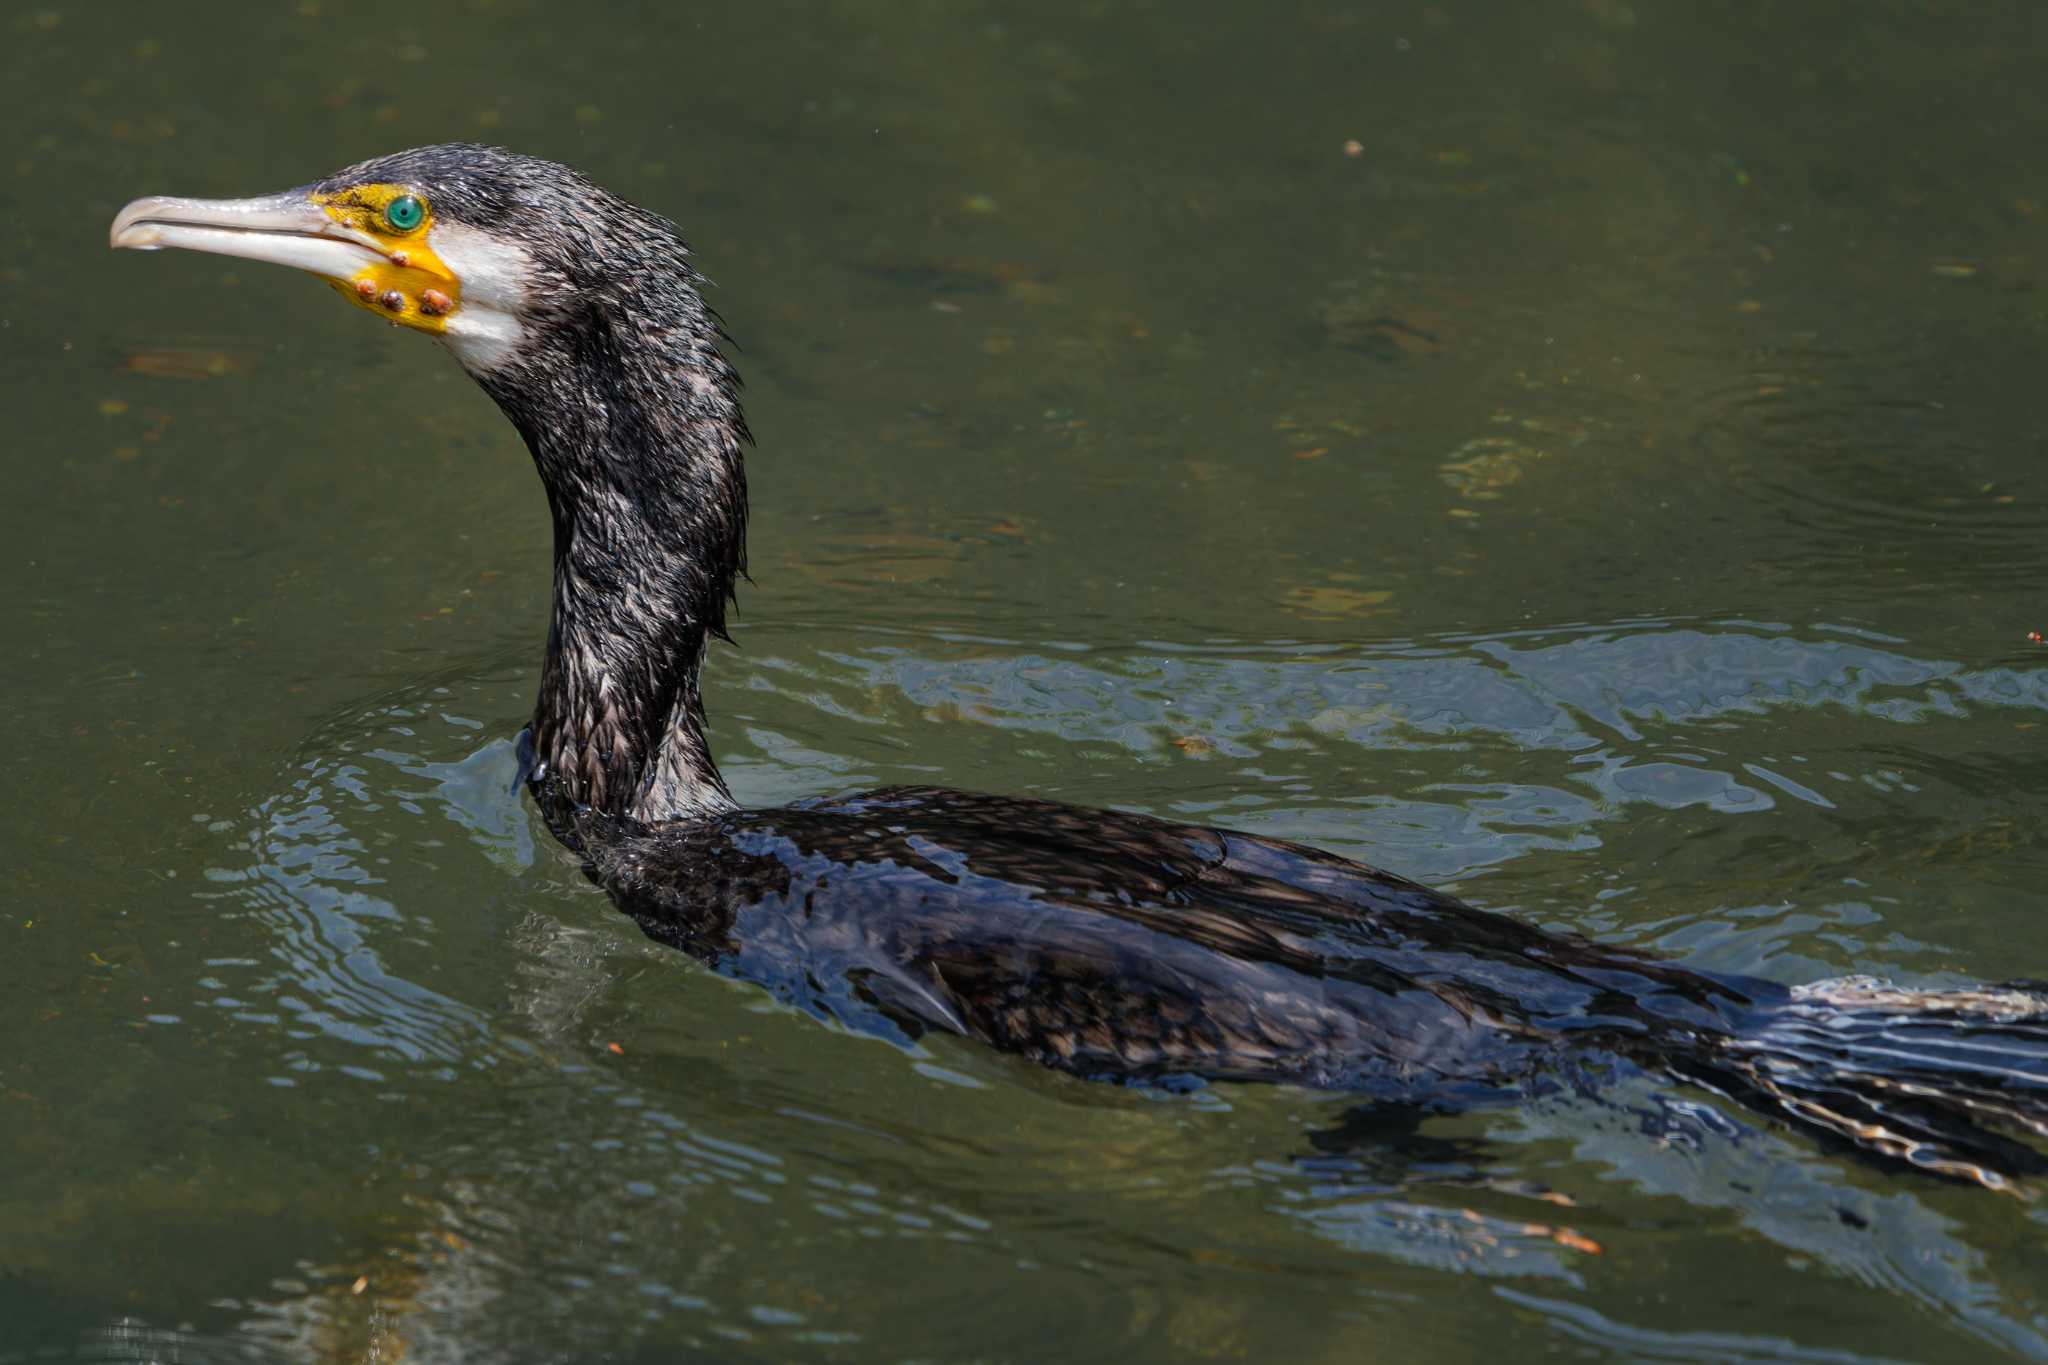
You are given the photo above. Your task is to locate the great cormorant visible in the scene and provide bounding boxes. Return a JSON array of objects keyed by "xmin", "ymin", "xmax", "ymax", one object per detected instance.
[{"xmin": 110, "ymin": 144, "xmax": 2048, "ymax": 1190}]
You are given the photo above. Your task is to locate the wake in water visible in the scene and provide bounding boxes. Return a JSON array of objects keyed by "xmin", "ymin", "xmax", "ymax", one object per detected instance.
[{"xmin": 1687, "ymin": 975, "xmax": 2048, "ymax": 1191}]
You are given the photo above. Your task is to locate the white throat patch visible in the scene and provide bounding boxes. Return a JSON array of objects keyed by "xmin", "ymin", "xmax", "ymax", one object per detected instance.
[{"xmin": 428, "ymin": 219, "xmax": 535, "ymax": 374}]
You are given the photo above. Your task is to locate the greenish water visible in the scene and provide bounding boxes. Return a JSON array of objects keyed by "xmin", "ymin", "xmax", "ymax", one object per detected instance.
[{"xmin": 6, "ymin": 0, "xmax": 2048, "ymax": 1358}]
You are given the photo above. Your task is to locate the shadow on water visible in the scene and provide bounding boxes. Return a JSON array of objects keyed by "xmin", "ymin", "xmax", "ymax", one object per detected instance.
[{"xmin": 46, "ymin": 619, "xmax": 2048, "ymax": 1361}]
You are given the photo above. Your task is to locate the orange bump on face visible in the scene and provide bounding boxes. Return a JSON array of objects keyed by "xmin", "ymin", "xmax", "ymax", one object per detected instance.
[{"xmin": 311, "ymin": 181, "xmax": 460, "ymax": 333}]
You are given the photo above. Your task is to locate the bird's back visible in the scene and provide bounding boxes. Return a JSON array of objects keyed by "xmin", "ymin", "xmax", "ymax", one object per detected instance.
[{"xmin": 583, "ymin": 786, "xmax": 1767, "ymax": 1094}]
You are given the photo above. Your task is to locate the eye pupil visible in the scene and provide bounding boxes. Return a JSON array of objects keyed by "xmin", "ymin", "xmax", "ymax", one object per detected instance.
[{"xmin": 385, "ymin": 195, "xmax": 423, "ymax": 231}]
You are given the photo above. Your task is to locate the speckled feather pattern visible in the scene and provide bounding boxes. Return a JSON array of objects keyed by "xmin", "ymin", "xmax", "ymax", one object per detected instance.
[
  {"xmin": 326, "ymin": 144, "xmax": 748, "ymax": 825},
  {"xmin": 584, "ymin": 785, "xmax": 1744, "ymax": 1090}
]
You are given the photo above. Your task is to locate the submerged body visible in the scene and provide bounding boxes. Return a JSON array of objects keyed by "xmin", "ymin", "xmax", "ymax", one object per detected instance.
[
  {"xmin": 574, "ymin": 780, "xmax": 2048, "ymax": 1188},
  {"xmin": 112, "ymin": 143, "xmax": 2048, "ymax": 1192}
]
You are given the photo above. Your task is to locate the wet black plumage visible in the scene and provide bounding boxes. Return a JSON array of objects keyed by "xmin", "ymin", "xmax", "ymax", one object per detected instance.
[{"xmin": 128, "ymin": 145, "xmax": 2048, "ymax": 1191}]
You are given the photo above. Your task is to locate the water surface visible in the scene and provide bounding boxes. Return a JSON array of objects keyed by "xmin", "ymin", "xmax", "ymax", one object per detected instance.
[{"xmin": 5, "ymin": 1, "xmax": 2048, "ymax": 1359}]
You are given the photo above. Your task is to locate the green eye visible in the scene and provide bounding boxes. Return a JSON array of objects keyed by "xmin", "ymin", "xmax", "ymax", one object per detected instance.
[{"xmin": 384, "ymin": 194, "xmax": 424, "ymax": 232}]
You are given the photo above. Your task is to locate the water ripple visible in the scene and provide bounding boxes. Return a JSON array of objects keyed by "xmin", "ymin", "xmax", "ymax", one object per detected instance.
[
  {"xmin": 803, "ymin": 621, "xmax": 2046, "ymax": 843},
  {"xmin": 1691, "ymin": 351, "xmax": 2048, "ymax": 585},
  {"xmin": 193, "ymin": 710, "xmax": 530, "ymax": 1072}
]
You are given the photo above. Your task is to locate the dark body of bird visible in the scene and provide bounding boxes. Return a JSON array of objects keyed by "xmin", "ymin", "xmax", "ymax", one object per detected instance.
[
  {"xmin": 113, "ymin": 143, "xmax": 2048, "ymax": 1192},
  {"xmin": 583, "ymin": 781, "xmax": 1742, "ymax": 1093}
]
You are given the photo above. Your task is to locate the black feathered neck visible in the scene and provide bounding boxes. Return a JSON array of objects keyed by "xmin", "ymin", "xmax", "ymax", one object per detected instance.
[{"xmin": 411, "ymin": 150, "xmax": 752, "ymax": 827}]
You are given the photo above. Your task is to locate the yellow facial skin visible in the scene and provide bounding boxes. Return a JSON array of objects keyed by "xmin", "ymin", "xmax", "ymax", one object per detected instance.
[{"xmin": 311, "ymin": 182, "xmax": 461, "ymax": 334}]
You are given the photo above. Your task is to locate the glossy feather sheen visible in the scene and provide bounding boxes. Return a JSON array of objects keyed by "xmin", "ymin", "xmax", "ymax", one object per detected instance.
[{"xmin": 587, "ymin": 785, "xmax": 1758, "ymax": 1092}]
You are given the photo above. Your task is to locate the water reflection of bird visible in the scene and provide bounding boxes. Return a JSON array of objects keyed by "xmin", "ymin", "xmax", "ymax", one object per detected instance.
[{"xmin": 111, "ymin": 145, "xmax": 2048, "ymax": 1190}]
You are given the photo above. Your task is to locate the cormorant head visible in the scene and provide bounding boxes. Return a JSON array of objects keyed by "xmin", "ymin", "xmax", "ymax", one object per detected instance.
[{"xmin": 109, "ymin": 142, "xmax": 699, "ymax": 380}]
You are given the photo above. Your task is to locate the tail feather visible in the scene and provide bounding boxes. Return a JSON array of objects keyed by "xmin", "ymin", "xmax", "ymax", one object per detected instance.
[{"xmin": 1675, "ymin": 976, "xmax": 2048, "ymax": 1193}]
